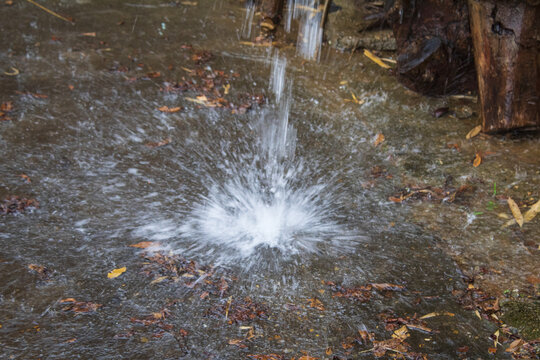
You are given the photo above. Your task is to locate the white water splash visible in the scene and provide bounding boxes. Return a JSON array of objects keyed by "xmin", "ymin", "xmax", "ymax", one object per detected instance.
[
  {"xmin": 241, "ymin": 0, "xmax": 256, "ymax": 39},
  {"xmin": 175, "ymin": 52, "xmax": 342, "ymax": 259}
]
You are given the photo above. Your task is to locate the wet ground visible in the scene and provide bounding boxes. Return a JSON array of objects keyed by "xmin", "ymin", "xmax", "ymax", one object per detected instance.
[{"xmin": 1, "ymin": 0, "xmax": 539, "ymax": 359}]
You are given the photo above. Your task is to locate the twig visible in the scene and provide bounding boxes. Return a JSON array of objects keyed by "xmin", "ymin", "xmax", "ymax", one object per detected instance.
[{"xmin": 26, "ymin": 0, "xmax": 74, "ymax": 24}]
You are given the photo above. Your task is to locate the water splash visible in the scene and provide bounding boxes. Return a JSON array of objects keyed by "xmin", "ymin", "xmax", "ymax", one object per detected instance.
[{"xmin": 175, "ymin": 52, "xmax": 345, "ymax": 262}]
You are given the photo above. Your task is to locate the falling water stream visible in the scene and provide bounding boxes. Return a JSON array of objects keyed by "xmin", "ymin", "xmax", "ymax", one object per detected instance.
[{"xmin": 1, "ymin": 0, "xmax": 539, "ymax": 359}]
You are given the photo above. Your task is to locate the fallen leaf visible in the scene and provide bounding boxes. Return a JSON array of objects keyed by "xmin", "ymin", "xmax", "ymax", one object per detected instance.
[
  {"xmin": 223, "ymin": 84, "xmax": 230, "ymax": 95},
  {"xmin": 150, "ymin": 276, "xmax": 168, "ymax": 284},
  {"xmin": 507, "ymin": 197, "xmax": 523, "ymax": 227},
  {"xmin": 419, "ymin": 312, "xmax": 454, "ymax": 319},
  {"xmin": 505, "ymin": 338, "xmax": 524, "ymax": 353},
  {"xmin": 466, "ymin": 125, "xmax": 482, "ymax": 139},
  {"xmin": 1, "ymin": 101, "xmax": 14, "ymax": 112},
  {"xmin": 107, "ymin": 266, "xmax": 126, "ymax": 279},
  {"xmin": 373, "ymin": 133, "xmax": 385, "ymax": 147},
  {"xmin": 392, "ymin": 325, "xmax": 410, "ymax": 339},
  {"xmin": 488, "ymin": 347, "xmax": 497, "ymax": 354},
  {"xmin": 19, "ymin": 174, "xmax": 31, "ymax": 183},
  {"xmin": 364, "ymin": 49, "xmax": 391, "ymax": 69},
  {"xmin": 370, "ymin": 283, "xmax": 404, "ymax": 291},
  {"xmin": 307, "ymin": 298, "xmax": 325, "ymax": 311},
  {"xmin": 157, "ymin": 106, "xmax": 181, "ymax": 113},
  {"xmin": 4, "ymin": 67, "xmax": 19, "ymax": 76},
  {"xmin": 81, "ymin": 32, "xmax": 96, "ymax": 37},
  {"xmin": 129, "ymin": 241, "xmax": 159, "ymax": 248},
  {"xmin": 472, "ymin": 153, "xmax": 482, "ymax": 167},
  {"xmin": 523, "ymin": 198, "xmax": 540, "ymax": 222},
  {"xmin": 145, "ymin": 138, "xmax": 171, "ymax": 148}
]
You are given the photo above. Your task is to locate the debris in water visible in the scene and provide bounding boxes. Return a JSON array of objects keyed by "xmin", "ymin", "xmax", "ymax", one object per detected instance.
[
  {"xmin": 157, "ymin": 106, "xmax": 181, "ymax": 113},
  {"xmin": 60, "ymin": 298, "xmax": 101, "ymax": 313},
  {"xmin": 363, "ymin": 49, "xmax": 391, "ymax": 69},
  {"xmin": 466, "ymin": 125, "xmax": 482, "ymax": 139},
  {"xmin": 1, "ymin": 196, "xmax": 39, "ymax": 214},
  {"xmin": 507, "ymin": 197, "xmax": 524, "ymax": 227},
  {"xmin": 145, "ymin": 138, "xmax": 171, "ymax": 148},
  {"xmin": 107, "ymin": 267, "xmax": 127, "ymax": 279},
  {"xmin": 373, "ymin": 133, "xmax": 385, "ymax": 146},
  {"xmin": 28, "ymin": 264, "xmax": 52, "ymax": 280}
]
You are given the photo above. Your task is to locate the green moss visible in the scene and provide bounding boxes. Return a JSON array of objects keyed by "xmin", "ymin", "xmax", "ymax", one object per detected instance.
[{"xmin": 501, "ymin": 300, "xmax": 540, "ymax": 340}]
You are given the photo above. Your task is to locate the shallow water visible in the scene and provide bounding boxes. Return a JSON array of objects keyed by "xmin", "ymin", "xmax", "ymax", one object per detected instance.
[{"xmin": 1, "ymin": 0, "xmax": 539, "ymax": 359}]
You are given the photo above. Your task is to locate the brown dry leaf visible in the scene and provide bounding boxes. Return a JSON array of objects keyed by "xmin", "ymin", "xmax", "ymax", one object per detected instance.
[
  {"xmin": 19, "ymin": 174, "xmax": 31, "ymax": 183},
  {"xmin": 370, "ymin": 283, "xmax": 404, "ymax": 291},
  {"xmin": 129, "ymin": 241, "xmax": 159, "ymax": 248},
  {"xmin": 466, "ymin": 125, "xmax": 482, "ymax": 139},
  {"xmin": 523, "ymin": 198, "xmax": 540, "ymax": 222},
  {"xmin": 81, "ymin": 32, "xmax": 96, "ymax": 37},
  {"xmin": 145, "ymin": 138, "xmax": 171, "ymax": 148},
  {"xmin": 507, "ymin": 197, "xmax": 524, "ymax": 227},
  {"xmin": 157, "ymin": 106, "xmax": 181, "ymax": 113},
  {"xmin": 472, "ymin": 153, "xmax": 482, "ymax": 167},
  {"xmin": 307, "ymin": 298, "xmax": 325, "ymax": 311},
  {"xmin": 373, "ymin": 133, "xmax": 385, "ymax": 147},
  {"xmin": 325, "ymin": 347, "xmax": 332, "ymax": 355},
  {"xmin": 107, "ymin": 266, "xmax": 127, "ymax": 279},
  {"xmin": 298, "ymin": 356, "xmax": 318, "ymax": 360},
  {"xmin": 419, "ymin": 311, "xmax": 454, "ymax": 319},
  {"xmin": 228, "ymin": 339, "xmax": 247, "ymax": 348},
  {"xmin": 505, "ymin": 338, "xmax": 524, "ymax": 353},
  {"xmin": 503, "ymin": 198, "xmax": 540, "ymax": 227},
  {"xmin": 60, "ymin": 298, "xmax": 102, "ymax": 313},
  {"xmin": 392, "ymin": 325, "xmax": 410, "ymax": 340},
  {"xmin": 150, "ymin": 276, "xmax": 168, "ymax": 284},
  {"xmin": 1, "ymin": 101, "xmax": 13, "ymax": 112},
  {"xmin": 488, "ymin": 347, "xmax": 497, "ymax": 354},
  {"xmin": 248, "ymin": 355, "xmax": 283, "ymax": 360}
]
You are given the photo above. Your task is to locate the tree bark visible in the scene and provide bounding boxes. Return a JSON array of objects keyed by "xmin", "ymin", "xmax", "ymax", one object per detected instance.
[
  {"xmin": 468, "ymin": 0, "xmax": 540, "ymax": 133},
  {"xmin": 387, "ymin": 0, "xmax": 477, "ymax": 96}
]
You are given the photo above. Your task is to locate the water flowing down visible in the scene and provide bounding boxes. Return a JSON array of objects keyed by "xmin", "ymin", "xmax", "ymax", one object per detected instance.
[{"xmin": 285, "ymin": 0, "xmax": 324, "ymax": 60}]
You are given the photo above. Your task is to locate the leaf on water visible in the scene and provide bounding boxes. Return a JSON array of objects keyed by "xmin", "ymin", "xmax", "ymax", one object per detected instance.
[
  {"xmin": 505, "ymin": 338, "xmax": 524, "ymax": 353},
  {"xmin": 4, "ymin": 67, "xmax": 19, "ymax": 76},
  {"xmin": 81, "ymin": 32, "xmax": 96, "ymax": 37},
  {"xmin": 107, "ymin": 267, "xmax": 126, "ymax": 279},
  {"xmin": 466, "ymin": 125, "xmax": 482, "ymax": 139},
  {"xmin": 228, "ymin": 339, "xmax": 246, "ymax": 348},
  {"xmin": 373, "ymin": 133, "xmax": 385, "ymax": 147},
  {"xmin": 307, "ymin": 298, "xmax": 325, "ymax": 311},
  {"xmin": 523, "ymin": 198, "xmax": 540, "ymax": 222},
  {"xmin": 507, "ymin": 197, "xmax": 523, "ymax": 227},
  {"xmin": 419, "ymin": 312, "xmax": 454, "ymax": 319},
  {"xmin": 157, "ymin": 106, "xmax": 181, "ymax": 113},
  {"xmin": 145, "ymin": 138, "xmax": 171, "ymax": 148},
  {"xmin": 180, "ymin": 1, "xmax": 197, "ymax": 5},
  {"xmin": 60, "ymin": 298, "xmax": 101, "ymax": 313},
  {"xmin": 370, "ymin": 283, "xmax": 405, "ymax": 291},
  {"xmin": 392, "ymin": 325, "xmax": 410, "ymax": 340},
  {"xmin": 19, "ymin": 174, "xmax": 31, "ymax": 183},
  {"xmin": 150, "ymin": 276, "xmax": 168, "ymax": 284},
  {"xmin": 247, "ymin": 354, "xmax": 283, "ymax": 360},
  {"xmin": 363, "ymin": 49, "xmax": 391, "ymax": 69},
  {"xmin": 223, "ymin": 84, "xmax": 230, "ymax": 95},
  {"xmin": 1, "ymin": 101, "xmax": 14, "ymax": 112},
  {"xmin": 129, "ymin": 241, "xmax": 160, "ymax": 248},
  {"xmin": 472, "ymin": 153, "xmax": 482, "ymax": 167}
]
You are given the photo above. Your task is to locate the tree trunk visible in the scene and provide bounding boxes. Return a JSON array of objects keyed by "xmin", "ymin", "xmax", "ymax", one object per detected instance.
[{"xmin": 468, "ymin": 0, "xmax": 540, "ymax": 133}]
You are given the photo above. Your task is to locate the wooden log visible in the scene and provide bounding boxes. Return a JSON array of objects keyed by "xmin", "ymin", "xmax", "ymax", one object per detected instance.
[{"xmin": 468, "ymin": 0, "xmax": 540, "ymax": 133}]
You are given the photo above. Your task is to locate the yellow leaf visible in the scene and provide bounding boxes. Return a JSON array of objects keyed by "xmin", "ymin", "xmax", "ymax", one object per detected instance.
[
  {"xmin": 373, "ymin": 133, "xmax": 385, "ymax": 146},
  {"xmin": 363, "ymin": 49, "xmax": 391, "ymax": 69},
  {"xmin": 523, "ymin": 198, "xmax": 540, "ymax": 222},
  {"xmin": 129, "ymin": 241, "xmax": 159, "ymax": 248},
  {"xmin": 472, "ymin": 153, "xmax": 482, "ymax": 167},
  {"xmin": 507, "ymin": 197, "xmax": 523, "ymax": 227},
  {"xmin": 392, "ymin": 325, "xmax": 410, "ymax": 339},
  {"xmin": 419, "ymin": 312, "xmax": 455, "ymax": 319},
  {"xmin": 223, "ymin": 84, "xmax": 230, "ymax": 95},
  {"xmin": 107, "ymin": 267, "xmax": 126, "ymax": 279},
  {"xmin": 466, "ymin": 125, "xmax": 482, "ymax": 139},
  {"xmin": 150, "ymin": 276, "xmax": 168, "ymax": 284}
]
